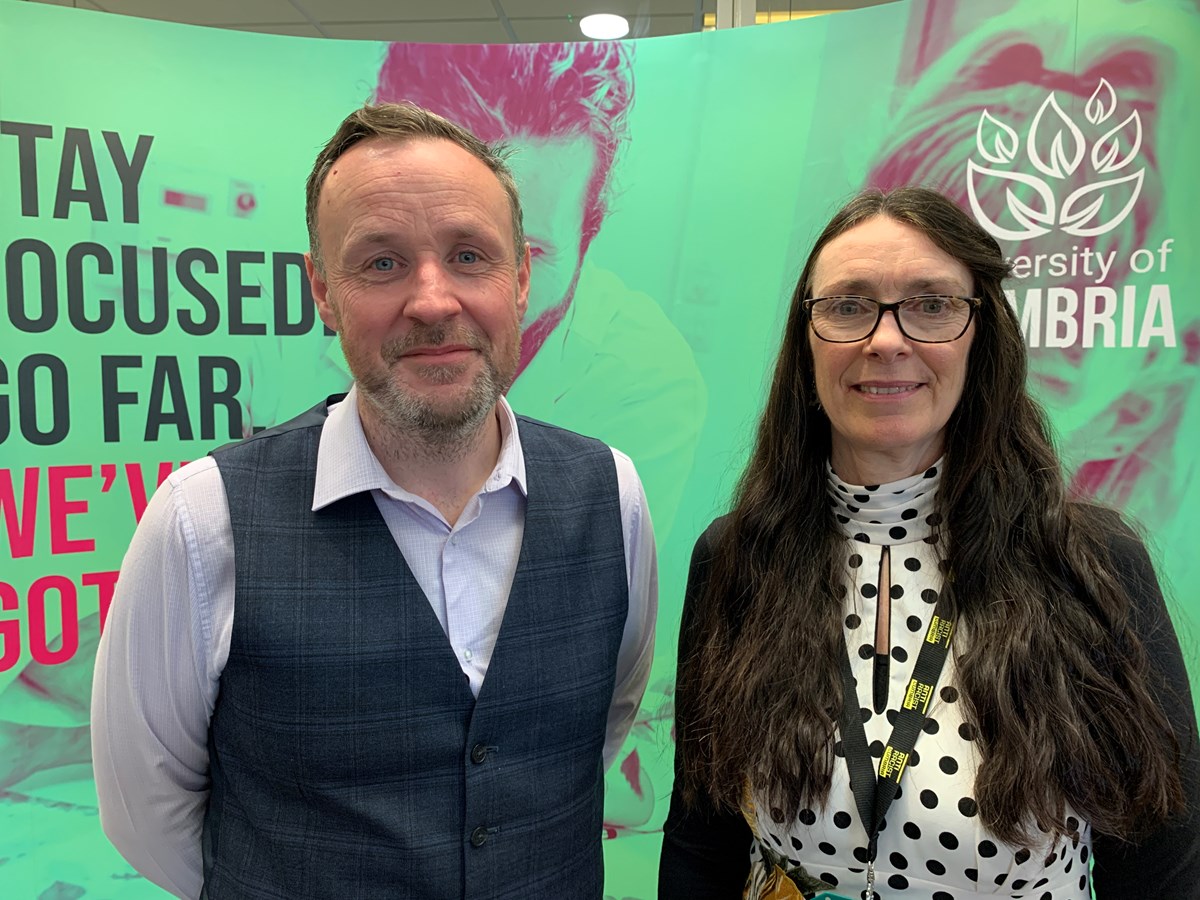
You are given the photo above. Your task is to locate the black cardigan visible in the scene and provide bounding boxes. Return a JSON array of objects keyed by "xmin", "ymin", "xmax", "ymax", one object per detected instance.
[{"xmin": 658, "ymin": 516, "xmax": 1200, "ymax": 899}]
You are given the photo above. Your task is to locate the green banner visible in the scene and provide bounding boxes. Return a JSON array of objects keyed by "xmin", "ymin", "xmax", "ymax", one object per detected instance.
[{"xmin": 1, "ymin": 0, "xmax": 1196, "ymax": 896}]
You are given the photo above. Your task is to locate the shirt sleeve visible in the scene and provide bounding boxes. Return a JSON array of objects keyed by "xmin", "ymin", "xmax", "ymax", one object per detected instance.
[
  {"xmin": 603, "ymin": 448, "xmax": 658, "ymax": 772},
  {"xmin": 659, "ymin": 520, "xmax": 753, "ymax": 898},
  {"xmin": 1090, "ymin": 524, "xmax": 1200, "ymax": 898},
  {"xmin": 90, "ymin": 457, "xmax": 233, "ymax": 900}
]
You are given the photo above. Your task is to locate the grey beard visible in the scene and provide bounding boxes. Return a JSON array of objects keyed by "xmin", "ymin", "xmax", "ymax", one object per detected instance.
[
  {"xmin": 357, "ymin": 334, "xmax": 514, "ymax": 463},
  {"xmin": 339, "ymin": 317, "xmax": 519, "ymax": 461},
  {"xmin": 360, "ymin": 362, "xmax": 502, "ymax": 460}
]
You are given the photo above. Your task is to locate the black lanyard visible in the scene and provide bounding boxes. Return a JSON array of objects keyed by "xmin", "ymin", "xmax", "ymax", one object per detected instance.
[{"xmin": 836, "ymin": 598, "xmax": 954, "ymax": 899}]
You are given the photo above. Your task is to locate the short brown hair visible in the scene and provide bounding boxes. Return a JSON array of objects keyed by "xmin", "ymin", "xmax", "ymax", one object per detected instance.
[{"xmin": 305, "ymin": 102, "xmax": 525, "ymax": 272}]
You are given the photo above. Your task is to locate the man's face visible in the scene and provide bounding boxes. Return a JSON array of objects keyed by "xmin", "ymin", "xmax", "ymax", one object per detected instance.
[
  {"xmin": 307, "ymin": 136, "xmax": 530, "ymax": 441},
  {"xmin": 506, "ymin": 134, "xmax": 598, "ymax": 328}
]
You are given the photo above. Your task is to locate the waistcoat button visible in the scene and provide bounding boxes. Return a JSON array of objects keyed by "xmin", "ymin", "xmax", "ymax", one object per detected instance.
[
  {"xmin": 470, "ymin": 743, "xmax": 488, "ymax": 764},
  {"xmin": 470, "ymin": 826, "xmax": 489, "ymax": 847}
]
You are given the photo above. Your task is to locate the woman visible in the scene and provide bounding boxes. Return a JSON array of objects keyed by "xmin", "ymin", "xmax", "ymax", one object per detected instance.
[{"xmin": 660, "ymin": 187, "xmax": 1198, "ymax": 899}]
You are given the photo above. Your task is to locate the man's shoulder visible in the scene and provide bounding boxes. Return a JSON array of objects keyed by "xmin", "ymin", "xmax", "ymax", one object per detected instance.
[
  {"xmin": 211, "ymin": 395, "xmax": 342, "ymax": 461},
  {"xmin": 512, "ymin": 414, "xmax": 627, "ymax": 495},
  {"xmin": 513, "ymin": 413, "xmax": 614, "ymax": 454}
]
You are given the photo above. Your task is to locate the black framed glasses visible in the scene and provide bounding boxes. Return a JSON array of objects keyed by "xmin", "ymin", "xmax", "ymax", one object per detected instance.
[{"xmin": 803, "ymin": 295, "xmax": 981, "ymax": 343}]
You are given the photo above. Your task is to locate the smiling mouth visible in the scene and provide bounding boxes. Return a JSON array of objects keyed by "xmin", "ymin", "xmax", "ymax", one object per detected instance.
[
  {"xmin": 856, "ymin": 384, "xmax": 919, "ymax": 395},
  {"xmin": 400, "ymin": 345, "xmax": 475, "ymax": 360},
  {"xmin": 410, "ymin": 348, "xmax": 470, "ymax": 357}
]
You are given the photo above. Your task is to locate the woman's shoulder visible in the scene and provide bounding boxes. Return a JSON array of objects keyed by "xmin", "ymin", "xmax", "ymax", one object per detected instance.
[
  {"xmin": 695, "ymin": 515, "xmax": 732, "ymax": 553},
  {"xmin": 1068, "ymin": 501, "xmax": 1153, "ymax": 573},
  {"xmin": 684, "ymin": 516, "xmax": 735, "ymax": 601},
  {"xmin": 1066, "ymin": 501, "xmax": 1167, "ymax": 631}
]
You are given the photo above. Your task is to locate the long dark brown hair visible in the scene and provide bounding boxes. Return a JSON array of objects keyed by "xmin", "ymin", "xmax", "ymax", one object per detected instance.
[{"xmin": 675, "ymin": 186, "xmax": 1186, "ymax": 845}]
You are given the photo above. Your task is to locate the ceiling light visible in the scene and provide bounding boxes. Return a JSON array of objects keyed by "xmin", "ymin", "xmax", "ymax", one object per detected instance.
[{"xmin": 579, "ymin": 13, "xmax": 630, "ymax": 40}]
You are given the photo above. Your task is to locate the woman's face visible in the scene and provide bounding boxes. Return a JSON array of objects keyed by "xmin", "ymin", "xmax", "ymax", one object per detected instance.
[{"xmin": 808, "ymin": 216, "xmax": 976, "ymax": 485}]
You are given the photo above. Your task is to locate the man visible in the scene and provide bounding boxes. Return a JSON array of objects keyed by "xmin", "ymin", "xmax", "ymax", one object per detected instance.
[
  {"xmin": 371, "ymin": 43, "xmax": 703, "ymax": 851},
  {"xmin": 373, "ymin": 42, "xmax": 707, "ymax": 546},
  {"xmin": 91, "ymin": 103, "xmax": 657, "ymax": 900}
]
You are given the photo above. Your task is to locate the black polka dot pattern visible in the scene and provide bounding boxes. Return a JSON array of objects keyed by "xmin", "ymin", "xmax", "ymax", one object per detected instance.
[
  {"xmin": 740, "ymin": 460, "xmax": 1096, "ymax": 900},
  {"xmin": 826, "ymin": 461, "xmax": 937, "ymax": 547}
]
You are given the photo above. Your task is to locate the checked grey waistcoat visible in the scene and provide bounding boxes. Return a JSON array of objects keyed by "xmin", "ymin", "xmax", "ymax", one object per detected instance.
[{"xmin": 202, "ymin": 396, "xmax": 628, "ymax": 899}]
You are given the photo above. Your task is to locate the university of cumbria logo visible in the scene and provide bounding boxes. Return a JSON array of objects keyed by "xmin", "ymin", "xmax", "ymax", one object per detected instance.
[{"xmin": 966, "ymin": 79, "xmax": 1144, "ymax": 241}]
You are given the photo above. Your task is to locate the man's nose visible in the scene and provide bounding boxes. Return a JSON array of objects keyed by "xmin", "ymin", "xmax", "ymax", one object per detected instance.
[{"xmin": 406, "ymin": 260, "xmax": 461, "ymax": 324}]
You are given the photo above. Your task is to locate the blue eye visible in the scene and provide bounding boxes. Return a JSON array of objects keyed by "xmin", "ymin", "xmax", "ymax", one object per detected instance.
[
  {"xmin": 372, "ymin": 257, "xmax": 396, "ymax": 271},
  {"xmin": 829, "ymin": 298, "xmax": 872, "ymax": 318},
  {"xmin": 456, "ymin": 250, "xmax": 480, "ymax": 264}
]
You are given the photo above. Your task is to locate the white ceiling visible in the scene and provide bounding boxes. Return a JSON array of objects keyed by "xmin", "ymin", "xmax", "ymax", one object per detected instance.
[{"xmin": 28, "ymin": 0, "xmax": 896, "ymax": 43}]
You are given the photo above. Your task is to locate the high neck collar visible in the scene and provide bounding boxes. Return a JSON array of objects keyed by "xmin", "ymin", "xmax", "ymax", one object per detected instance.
[{"xmin": 826, "ymin": 459, "xmax": 943, "ymax": 545}]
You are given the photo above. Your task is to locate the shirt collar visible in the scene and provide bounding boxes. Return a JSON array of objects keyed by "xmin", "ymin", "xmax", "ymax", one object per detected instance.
[
  {"xmin": 825, "ymin": 458, "xmax": 943, "ymax": 545},
  {"xmin": 312, "ymin": 384, "xmax": 528, "ymax": 512}
]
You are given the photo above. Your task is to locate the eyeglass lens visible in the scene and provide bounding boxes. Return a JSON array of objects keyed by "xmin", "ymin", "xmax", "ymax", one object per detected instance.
[{"xmin": 810, "ymin": 296, "xmax": 972, "ymax": 342}]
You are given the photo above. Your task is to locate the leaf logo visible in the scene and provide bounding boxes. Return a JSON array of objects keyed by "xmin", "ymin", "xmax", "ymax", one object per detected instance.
[
  {"xmin": 1028, "ymin": 94, "xmax": 1085, "ymax": 179},
  {"xmin": 965, "ymin": 80, "xmax": 1145, "ymax": 241},
  {"xmin": 1091, "ymin": 110, "xmax": 1142, "ymax": 174},
  {"xmin": 1060, "ymin": 170, "xmax": 1144, "ymax": 237},
  {"xmin": 1085, "ymin": 78, "xmax": 1118, "ymax": 125},
  {"xmin": 977, "ymin": 111, "xmax": 1019, "ymax": 164},
  {"xmin": 967, "ymin": 161, "xmax": 1055, "ymax": 241}
]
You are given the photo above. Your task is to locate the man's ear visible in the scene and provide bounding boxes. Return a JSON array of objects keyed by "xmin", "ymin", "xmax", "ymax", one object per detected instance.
[
  {"xmin": 515, "ymin": 242, "xmax": 531, "ymax": 322},
  {"xmin": 306, "ymin": 253, "xmax": 339, "ymax": 332}
]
